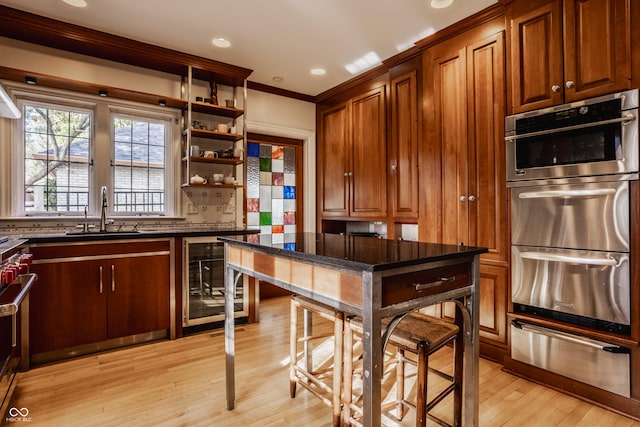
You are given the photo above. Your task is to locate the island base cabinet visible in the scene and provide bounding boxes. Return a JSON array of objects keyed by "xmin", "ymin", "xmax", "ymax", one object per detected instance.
[{"xmin": 29, "ymin": 241, "xmax": 171, "ymax": 361}]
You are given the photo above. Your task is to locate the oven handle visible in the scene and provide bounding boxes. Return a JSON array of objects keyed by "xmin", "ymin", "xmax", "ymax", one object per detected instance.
[
  {"xmin": 512, "ymin": 320, "xmax": 630, "ymax": 353},
  {"xmin": 518, "ymin": 188, "xmax": 616, "ymax": 199},
  {"xmin": 0, "ymin": 273, "xmax": 37, "ymax": 318},
  {"xmin": 505, "ymin": 113, "xmax": 636, "ymax": 141},
  {"xmin": 519, "ymin": 251, "xmax": 619, "ymax": 266}
]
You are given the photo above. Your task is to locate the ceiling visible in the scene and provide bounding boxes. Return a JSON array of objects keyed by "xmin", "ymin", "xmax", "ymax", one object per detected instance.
[{"xmin": 0, "ymin": 0, "xmax": 497, "ymax": 97}]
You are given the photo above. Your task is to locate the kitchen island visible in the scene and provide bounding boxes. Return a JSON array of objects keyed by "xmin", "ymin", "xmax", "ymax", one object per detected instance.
[{"xmin": 219, "ymin": 232, "xmax": 487, "ymax": 426}]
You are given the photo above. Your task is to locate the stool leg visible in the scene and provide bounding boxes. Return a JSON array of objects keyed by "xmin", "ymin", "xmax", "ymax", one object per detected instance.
[
  {"xmin": 290, "ymin": 299, "xmax": 298, "ymax": 398},
  {"xmin": 453, "ymin": 329, "xmax": 464, "ymax": 427},
  {"xmin": 395, "ymin": 348, "xmax": 405, "ymax": 420},
  {"xmin": 332, "ymin": 312, "xmax": 344, "ymax": 427},
  {"xmin": 343, "ymin": 320, "xmax": 354, "ymax": 425},
  {"xmin": 416, "ymin": 341, "xmax": 428, "ymax": 427}
]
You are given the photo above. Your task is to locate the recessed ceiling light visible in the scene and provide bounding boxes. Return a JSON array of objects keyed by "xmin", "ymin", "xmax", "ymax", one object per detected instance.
[
  {"xmin": 272, "ymin": 76, "xmax": 284, "ymax": 84},
  {"xmin": 310, "ymin": 68, "xmax": 326, "ymax": 76},
  {"xmin": 212, "ymin": 38, "xmax": 231, "ymax": 48},
  {"xmin": 430, "ymin": 0, "xmax": 454, "ymax": 8},
  {"xmin": 62, "ymin": 0, "xmax": 87, "ymax": 7}
]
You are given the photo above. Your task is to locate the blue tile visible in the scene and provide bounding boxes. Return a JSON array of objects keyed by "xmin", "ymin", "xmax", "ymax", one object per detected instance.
[
  {"xmin": 284, "ymin": 186, "xmax": 296, "ymax": 200},
  {"xmin": 247, "ymin": 142, "xmax": 260, "ymax": 158}
]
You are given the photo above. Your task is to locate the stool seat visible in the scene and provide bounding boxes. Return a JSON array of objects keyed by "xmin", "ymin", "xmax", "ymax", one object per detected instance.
[{"xmin": 344, "ymin": 312, "xmax": 463, "ymax": 427}]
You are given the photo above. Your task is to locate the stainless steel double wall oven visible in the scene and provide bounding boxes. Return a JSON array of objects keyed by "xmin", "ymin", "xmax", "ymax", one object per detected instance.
[{"xmin": 506, "ymin": 89, "xmax": 638, "ymax": 397}]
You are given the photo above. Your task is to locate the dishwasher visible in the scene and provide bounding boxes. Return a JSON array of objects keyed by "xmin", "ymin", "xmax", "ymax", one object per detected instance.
[{"xmin": 183, "ymin": 237, "xmax": 248, "ymax": 330}]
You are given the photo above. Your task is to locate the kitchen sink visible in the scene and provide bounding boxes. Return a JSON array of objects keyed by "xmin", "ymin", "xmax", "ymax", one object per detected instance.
[{"xmin": 65, "ymin": 230, "xmax": 141, "ymax": 236}]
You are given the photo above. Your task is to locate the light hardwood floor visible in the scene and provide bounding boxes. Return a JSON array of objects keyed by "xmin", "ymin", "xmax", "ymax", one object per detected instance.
[{"xmin": 6, "ymin": 297, "xmax": 639, "ymax": 426}]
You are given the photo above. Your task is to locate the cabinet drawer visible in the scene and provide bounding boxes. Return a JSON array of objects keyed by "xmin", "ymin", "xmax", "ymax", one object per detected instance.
[{"xmin": 381, "ymin": 262, "xmax": 470, "ymax": 308}]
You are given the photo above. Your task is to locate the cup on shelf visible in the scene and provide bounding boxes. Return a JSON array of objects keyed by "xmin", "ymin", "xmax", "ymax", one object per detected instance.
[
  {"xmin": 216, "ymin": 123, "xmax": 228, "ymax": 133},
  {"xmin": 190, "ymin": 145, "xmax": 200, "ymax": 157},
  {"xmin": 195, "ymin": 96, "xmax": 203, "ymax": 102},
  {"xmin": 229, "ymin": 126, "xmax": 237, "ymax": 134},
  {"xmin": 204, "ymin": 150, "xmax": 217, "ymax": 159},
  {"xmin": 212, "ymin": 173, "xmax": 224, "ymax": 184},
  {"xmin": 225, "ymin": 99, "xmax": 234, "ymax": 108}
]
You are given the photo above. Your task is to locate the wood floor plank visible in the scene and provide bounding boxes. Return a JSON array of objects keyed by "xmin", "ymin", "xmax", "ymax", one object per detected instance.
[{"xmin": 5, "ymin": 296, "xmax": 638, "ymax": 426}]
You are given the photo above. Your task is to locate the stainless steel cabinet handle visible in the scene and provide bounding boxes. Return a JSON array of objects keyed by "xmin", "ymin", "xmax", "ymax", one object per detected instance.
[
  {"xmin": 551, "ymin": 84, "xmax": 561, "ymax": 93},
  {"xmin": 505, "ymin": 114, "xmax": 635, "ymax": 141},
  {"xmin": 111, "ymin": 264, "xmax": 115, "ymax": 292},
  {"xmin": 518, "ymin": 188, "xmax": 615, "ymax": 199},
  {"xmin": 565, "ymin": 80, "xmax": 575, "ymax": 89},
  {"xmin": 512, "ymin": 320, "xmax": 629, "ymax": 353},
  {"xmin": 99, "ymin": 266, "xmax": 103, "ymax": 294},
  {"xmin": 414, "ymin": 276, "xmax": 455, "ymax": 291},
  {"xmin": 519, "ymin": 251, "xmax": 618, "ymax": 266}
]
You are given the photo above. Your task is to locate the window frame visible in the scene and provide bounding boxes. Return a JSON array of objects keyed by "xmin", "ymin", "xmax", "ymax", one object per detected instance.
[
  {"xmin": 9, "ymin": 87, "xmax": 179, "ymax": 218},
  {"xmin": 108, "ymin": 107, "xmax": 174, "ymax": 216}
]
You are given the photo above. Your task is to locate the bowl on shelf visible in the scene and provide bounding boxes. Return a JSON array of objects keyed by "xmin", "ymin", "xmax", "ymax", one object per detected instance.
[
  {"xmin": 212, "ymin": 174, "xmax": 224, "ymax": 184},
  {"xmin": 223, "ymin": 176, "xmax": 235, "ymax": 185}
]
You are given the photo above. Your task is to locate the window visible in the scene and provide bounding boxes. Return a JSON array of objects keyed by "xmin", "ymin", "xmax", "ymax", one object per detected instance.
[
  {"xmin": 22, "ymin": 101, "xmax": 92, "ymax": 213},
  {"xmin": 15, "ymin": 92, "xmax": 176, "ymax": 218},
  {"xmin": 112, "ymin": 114, "xmax": 167, "ymax": 213}
]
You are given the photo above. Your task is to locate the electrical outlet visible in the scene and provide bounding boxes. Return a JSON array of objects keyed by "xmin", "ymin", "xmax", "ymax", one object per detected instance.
[{"xmin": 187, "ymin": 203, "xmax": 198, "ymax": 214}]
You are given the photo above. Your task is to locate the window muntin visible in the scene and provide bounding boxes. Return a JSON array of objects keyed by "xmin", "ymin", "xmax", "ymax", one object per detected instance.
[
  {"xmin": 22, "ymin": 102, "xmax": 92, "ymax": 213},
  {"xmin": 112, "ymin": 114, "xmax": 168, "ymax": 214}
]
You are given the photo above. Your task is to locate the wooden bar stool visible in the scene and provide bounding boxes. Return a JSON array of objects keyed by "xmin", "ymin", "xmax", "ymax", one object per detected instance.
[
  {"xmin": 343, "ymin": 312, "xmax": 463, "ymax": 427},
  {"xmin": 290, "ymin": 294, "xmax": 344, "ymax": 427}
]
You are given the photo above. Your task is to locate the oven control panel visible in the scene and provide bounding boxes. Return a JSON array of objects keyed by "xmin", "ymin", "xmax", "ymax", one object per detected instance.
[{"xmin": 0, "ymin": 253, "xmax": 32, "ymax": 285}]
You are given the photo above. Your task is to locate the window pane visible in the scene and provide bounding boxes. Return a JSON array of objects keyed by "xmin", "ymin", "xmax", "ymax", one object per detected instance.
[
  {"xmin": 23, "ymin": 103, "xmax": 91, "ymax": 213},
  {"xmin": 112, "ymin": 114, "xmax": 166, "ymax": 213}
]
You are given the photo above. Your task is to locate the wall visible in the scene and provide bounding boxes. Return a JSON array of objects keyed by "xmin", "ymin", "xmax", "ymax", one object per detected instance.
[{"xmin": 0, "ymin": 37, "xmax": 316, "ymax": 233}]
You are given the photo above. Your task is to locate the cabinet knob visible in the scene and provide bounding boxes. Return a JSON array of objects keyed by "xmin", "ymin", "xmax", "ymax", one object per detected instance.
[
  {"xmin": 468, "ymin": 195, "xmax": 476, "ymax": 202},
  {"xmin": 344, "ymin": 172, "xmax": 349, "ymax": 177},
  {"xmin": 390, "ymin": 163, "xmax": 397, "ymax": 172},
  {"xmin": 565, "ymin": 80, "xmax": 575, "ymax": 89},
  {"xmin": 459, "ymin": 195, "xmax": 466, "ymax": 202},
  {"xmin": 551, "ymin": 85, "xmax": 561, "ymax": 93}
]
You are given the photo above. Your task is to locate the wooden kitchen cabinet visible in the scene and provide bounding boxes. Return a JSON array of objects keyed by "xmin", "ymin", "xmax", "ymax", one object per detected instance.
[
  {"xmin": 421, "ymin": 21, "xmax": 508, "ymax": 356},
  {"xmin": 29, "ymin": 240, "xmax": 171, "ymax": 359},
  {"xmin": 317, "ymin": 82, "xmax": 387, "ymax": 220},
  {"xmin": 507, "ymin": 0, "xmax": 631, "ymax": 113},
  {"xmin": 389, "ymin": 63, "xmax": 420, "ymax": 221}
]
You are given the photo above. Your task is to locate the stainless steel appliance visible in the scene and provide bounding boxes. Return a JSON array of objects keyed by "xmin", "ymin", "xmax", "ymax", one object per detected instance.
[
  {"xmin": 507, "ymin": 90, "xmax": 638, "ymax": 397},
  {"xmin": 511, "ymin": 321, "xmax": 630, "ymax": 398},
  {"xmin": 183, "ymin": 237, "xmax": 247, "ymax": 329},
  {"xmin": 0, "ymin": 243, "xmax": 36, "ymax": 417},
  {"xmin": 506, "ymin": 89, "xmax": 638, "ymax": 182}
]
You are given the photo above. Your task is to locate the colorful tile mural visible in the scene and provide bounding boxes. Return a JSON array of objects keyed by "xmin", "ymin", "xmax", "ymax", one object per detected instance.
[{"xmin": 246, "ymin": 142, "xmax": 296, "ymax": 243}]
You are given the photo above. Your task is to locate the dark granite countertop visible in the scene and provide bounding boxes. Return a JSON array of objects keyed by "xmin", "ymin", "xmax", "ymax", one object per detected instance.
[
  {"xmin": 218, "ymin": 232, "xmax": 488, "ymax": 272},
  {"xmin": 16, "ymin": 227, "xmax": 258, "ymax": 244}
]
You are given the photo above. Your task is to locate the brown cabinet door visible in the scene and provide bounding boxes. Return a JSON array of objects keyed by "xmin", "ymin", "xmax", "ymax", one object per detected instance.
[
  {"xmin": 509, "ymin": 0, "xmax": 564, "ymax": 113},
  {"xmin": 107, "ymin": 254, "xmax": 171, "ymax": 339},
  {"xmin": 563, "ymin": 0, "xmax": 631, "ymax": 102},
  {"xmin": 351, "ymin": 86, "xmax": 387, "ymax": 218},
  {"xmin": 466, "ymin": 32, "xmax": 508, "ymax": 263},
  {"xmin": 318, "ymin": 102, "xmax": 350, "ymax": 217},
  {"xmin": 431, "ymin": 45, "xmax": 469, "ymax": 246},
  {"xmin": 30, "ymin": 259, "xmax": 107, "ymax": 354},
  {"xmin": 389, "ymin": 70, "xmax": 419, "ymax": 220},
  {"xmin": 478, "ymin": 264, "xmax": 507, "ymax": 345}
]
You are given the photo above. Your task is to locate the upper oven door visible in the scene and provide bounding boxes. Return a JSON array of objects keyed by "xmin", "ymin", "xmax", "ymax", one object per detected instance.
[
  {"xmin": 506, "ymin": 90, "xmax": 638, "ymax": 182},
  {"xmin": 511, "ymin": 178, "xmax": 629, "ymax": 252}
]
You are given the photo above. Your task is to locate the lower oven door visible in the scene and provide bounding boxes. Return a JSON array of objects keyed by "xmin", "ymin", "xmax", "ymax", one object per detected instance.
[
  {"xmin": 511, "ymin": 320, "xmax": 630, "ymax": 397},
  {"xmin": 512, "ymin": 245, "xmax": 630, "ymax": 326},
  {"xmin": 510, "ymin": 179, "xmax": 629, "ymax": 252}
]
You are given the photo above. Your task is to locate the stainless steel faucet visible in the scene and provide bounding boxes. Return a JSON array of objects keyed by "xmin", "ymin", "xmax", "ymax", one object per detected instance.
[{"xmin": 99, "ymin": 186, "xmax": 108, "ymax": 232}]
